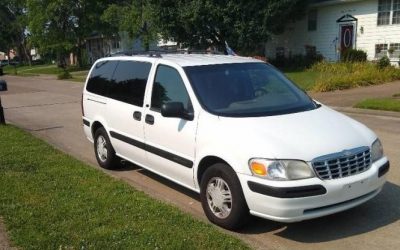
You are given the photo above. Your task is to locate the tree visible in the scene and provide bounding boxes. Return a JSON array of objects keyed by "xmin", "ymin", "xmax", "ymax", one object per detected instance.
[
  {"xmin": 102, "ymin": 0, "xmax": 158, "ymax": 51},
  {"xmin": 149, "ymin": 0, "xmax": 309, "ymax": 54},
  {"xmin": 27, "ymin": 0, "xmax": 116, "ymax": 67},
  {"xmin": 0, "ymin": 0, "xmax": 31, "ymax": 64}
]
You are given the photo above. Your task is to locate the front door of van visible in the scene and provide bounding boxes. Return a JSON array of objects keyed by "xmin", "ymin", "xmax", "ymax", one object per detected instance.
[
  {"xmin": 143, "ymin": 64, "xmax": 197, "ymax": 189},
  {"xmin": 106, "ymin": 60, "xmax": 152, "ymax": 167}
]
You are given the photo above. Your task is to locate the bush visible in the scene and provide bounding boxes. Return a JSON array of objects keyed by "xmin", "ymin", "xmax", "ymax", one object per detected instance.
[
  {"xmin": 377, "ymin": 56, "xmax": 391, "ymax": 69},
  {"xmin": 270, "ymin": 53, "xmax": 324, "ymax": 70},
  {"xmin": 57, "ymin": 70, "xmax": 72, "ymax": 80},
  {"xmin": 341, "ymin": 49, "xmax": 367, "ymax": 62},
  {"xmin": 311, "ymin": 61, "xmax": 400, "ymax": 92}
]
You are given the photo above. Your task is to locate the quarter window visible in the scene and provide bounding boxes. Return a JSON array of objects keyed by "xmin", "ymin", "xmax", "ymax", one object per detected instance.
[
  {"xmin": 109, "ymin": 61, "xmax": 152, "ymax": 106},
  {"xmin": 86, "ymin": 60, "xmax": 118, "ymax": 96},
  {"xmin": 151, "ymin": 65, "xmax": 192, "ymax": 112}
]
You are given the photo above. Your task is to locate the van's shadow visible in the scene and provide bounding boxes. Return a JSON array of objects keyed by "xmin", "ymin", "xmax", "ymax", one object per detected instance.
[
  {"xmin": 238, "ymin": 182, "xmax": 400, "ymax": 243},
  {"xmin": 115, "ymin": 160, "xmax": 201, "ymax": 200},
  {"xmin": 115, "ymin": 161, "xmax": 399, "ymax": 243}
]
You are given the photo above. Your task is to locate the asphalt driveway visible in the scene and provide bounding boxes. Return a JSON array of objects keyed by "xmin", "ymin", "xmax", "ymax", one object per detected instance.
[{"xmin": 1, "ymin": 75, "xmax": 399, "ymax": 250}]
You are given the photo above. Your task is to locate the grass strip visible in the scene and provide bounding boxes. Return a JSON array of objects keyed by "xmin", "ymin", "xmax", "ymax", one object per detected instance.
[
  {"xmin": 354, "ymin": 98, "xmax": 400, "ymax": 112},
  {"xmin": 0, "ymin": 125, "xmax": 249, "ymax": 249},
  {"xmin": 3, "ymin": 64, "xmax": 88, "ymax": 82}
]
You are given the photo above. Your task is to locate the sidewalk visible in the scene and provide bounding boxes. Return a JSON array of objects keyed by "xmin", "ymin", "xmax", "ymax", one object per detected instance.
[{"xmin": 310, "ymin": 80, "xmax": 400, "ymax": 107}]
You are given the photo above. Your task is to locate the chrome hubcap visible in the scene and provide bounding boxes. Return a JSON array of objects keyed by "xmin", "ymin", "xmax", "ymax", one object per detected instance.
[
  {"xmin": 206, "ymin": 177, "xmax": 232, "ymax": 219},
  {"xmin": 96, "ymin": 135, "xmax": 108, "ymax": 162}
]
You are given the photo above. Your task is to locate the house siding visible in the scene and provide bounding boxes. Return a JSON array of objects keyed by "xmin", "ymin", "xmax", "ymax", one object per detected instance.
[{"xmin": 265, "ymin": 0, "xmax": 400, "ymax": 63}]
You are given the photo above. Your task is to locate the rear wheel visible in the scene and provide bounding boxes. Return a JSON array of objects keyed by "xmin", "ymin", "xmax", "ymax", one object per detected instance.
[
  {"xmin": 94, "ymin": 127, "xmax": 120, "ymax": 169},
  {"xmin": 200, "ymin": 163, "xmax": 249, "ymax": 230}
]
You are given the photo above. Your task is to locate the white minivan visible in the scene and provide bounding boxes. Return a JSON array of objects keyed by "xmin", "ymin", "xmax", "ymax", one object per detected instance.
[{"xmin": 82, "ymin": 54, "xmax": 390, "ymax": 230}]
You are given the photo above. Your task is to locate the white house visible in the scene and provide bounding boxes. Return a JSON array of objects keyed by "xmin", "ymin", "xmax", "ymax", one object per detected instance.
[{"xmin": 265, "ymin": 0, "xmax": 400, "ymax": 64}]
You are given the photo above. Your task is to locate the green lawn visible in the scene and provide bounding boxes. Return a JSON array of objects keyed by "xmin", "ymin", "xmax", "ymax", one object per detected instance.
[
  {"xmin": 354, "ymin": 98, "xmax": 400, "ymax": 112},
  {"xmin": 2, "ymin": 64, "xmax": 62, "ymax": 75},
  {"xmin": 285, "ymin": 71, "xmax": 319, "ymax": 90},
  {"xmin": 70, "ymin": 70, "xmax": 89, "ymax": 82},
  {"xmin": 2, "ymin": 64, "xmax": 88, "ymax": 82},
  {"xmin": 0, "ymin": 125, "xmax": 249, "ymax": 249}
]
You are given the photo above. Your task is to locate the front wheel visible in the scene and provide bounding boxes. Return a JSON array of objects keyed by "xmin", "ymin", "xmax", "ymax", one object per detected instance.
[{"xmin": 200, "ymin": 163, "xmax": 249, "ymax": 230}]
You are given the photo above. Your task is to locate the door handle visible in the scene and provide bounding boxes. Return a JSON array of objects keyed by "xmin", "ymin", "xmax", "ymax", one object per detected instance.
[
  {"xmin": 145, "ymin": 114, "xmax": 154, "ymax": 125},
  {"xmin": 133, "ymin": 111, "xmax": 142, "ymax": 121}
]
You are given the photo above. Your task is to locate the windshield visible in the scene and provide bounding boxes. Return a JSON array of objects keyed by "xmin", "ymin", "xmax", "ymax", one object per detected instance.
[{"xmin": 184, "ymin": 63, "xmax": 317, "ymax": 117}]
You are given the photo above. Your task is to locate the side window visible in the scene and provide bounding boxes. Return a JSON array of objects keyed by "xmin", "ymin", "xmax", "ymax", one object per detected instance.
[
  {"xmin": 151, "ymin": 65, "xmax": 192, "ymax": 112},
  {"xmin": 86, "ymin": 60, "xmax": 118, "ymax": 96},
  {"xmin": 109, "ymin": 61, "xmax": 151, "ymax": 106}
]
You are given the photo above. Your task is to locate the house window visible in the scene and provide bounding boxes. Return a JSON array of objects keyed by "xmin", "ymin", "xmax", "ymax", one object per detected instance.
[
  {"xmin": 305, "ymin": 45, "xmax": 317, "ymax": 57},
  {"xmin": 308, "ymin": 10, "xmax": 318, "ymax": 31},
  {"xmin": 375, "ymin": 44, "xmax": 388, "ymax": 58},
  {"xmin": 378, "ymin": 0, "xmax": 391, "ymax": 25},
  {"xmin": 276, "ymin": 47, "xmax": 285, "ymax": 59},
  {"xmin": 112, "ymin": 39, "xmax": 120, "ymax": 49},
  {"xmin": 389, "ymin": 43, "xmax": 400, "ymax": 57},
  {"xmin": 393, "ymin": 0, "xmax": 400, "ymax": 24},
  {"xmin": 378, "ymin": 0, "xmax": 400, "ymax": 25}
]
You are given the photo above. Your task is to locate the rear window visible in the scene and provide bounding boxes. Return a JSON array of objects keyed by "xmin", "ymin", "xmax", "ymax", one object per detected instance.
[
  {"xmin": 109, "ymin": 61, "xmax": 151, "ymax": 106},
  {"xmin": 86, "ymin": 60, "xmax": 118, "ymax": 96}
]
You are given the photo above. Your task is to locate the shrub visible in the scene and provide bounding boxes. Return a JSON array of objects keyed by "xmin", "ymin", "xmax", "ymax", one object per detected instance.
[
  {"xmin": 270, "ymin": 53, "xmax": 323, "ymax": 70},
  {"xmin": 57, "ymin": 70, "xmax": 72, "ymax": 80},
  {"xmin": 377, "ymin": 56, "xmax": 391, "ymax": 69},
  {"xmin": 311, "ymin": 61, "xmax": 400, "ymax": 92},
  {"xmin": 341, "ymin": 49, "xmax": 367, "ymax": 62}
]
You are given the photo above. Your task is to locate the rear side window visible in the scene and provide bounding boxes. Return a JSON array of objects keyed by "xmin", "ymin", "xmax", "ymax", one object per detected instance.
[
  {"xmin": 109, "ymin": 61, "xmax": 151, "ymax": 106},
  {"xmin": 86, "ymin": 60, "xmax": 118, "ymax": 96}
]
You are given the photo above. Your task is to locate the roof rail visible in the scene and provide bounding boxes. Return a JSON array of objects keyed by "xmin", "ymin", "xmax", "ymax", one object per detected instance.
[{"xmin": 108, "ymin": 49, "xmax": 225, "ymax": 58}]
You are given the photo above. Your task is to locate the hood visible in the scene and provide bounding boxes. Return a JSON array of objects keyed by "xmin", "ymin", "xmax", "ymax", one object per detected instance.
[{"xmin": 215, "ymin": 106, "xmax": 376, "ymax": 162}]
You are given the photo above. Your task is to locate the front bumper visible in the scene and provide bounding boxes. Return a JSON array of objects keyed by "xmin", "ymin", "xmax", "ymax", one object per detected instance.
[{"xmin": 238, "ymin": 157, "xmax": 389, "ymax": 223}]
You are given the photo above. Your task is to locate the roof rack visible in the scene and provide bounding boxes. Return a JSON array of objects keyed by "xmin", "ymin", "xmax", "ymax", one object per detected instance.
[{"xmin": 108, "ymin": 49, "xmax": 225, "ymax": 58}]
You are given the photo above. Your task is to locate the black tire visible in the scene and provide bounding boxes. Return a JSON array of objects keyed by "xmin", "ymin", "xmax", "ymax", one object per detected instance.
[
  {"xmin": 94, "ymin": 127, "xmax": 120, "ymax": 170},
  {"xmin": 200, "ymin": 163, "xmax": 249, "ymax": 230}
]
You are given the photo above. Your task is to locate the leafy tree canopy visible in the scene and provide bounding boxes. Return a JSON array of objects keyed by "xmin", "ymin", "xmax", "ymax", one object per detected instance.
[
  {"xmin": 0, "ymin": 0, "xmax": 28, "ymax": 61},
  {"xmin": 103, "ymin": 0, "xmax": 309, "ymax": 55},
  {"xmin": 27, "ymin": 0, "xmax": 118, "ymax": 66}
]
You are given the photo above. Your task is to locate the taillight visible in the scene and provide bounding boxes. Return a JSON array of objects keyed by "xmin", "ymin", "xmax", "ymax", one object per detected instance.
[{"xmin": 81, "ymin": 93, "xmax": 85, "ymax": 116}]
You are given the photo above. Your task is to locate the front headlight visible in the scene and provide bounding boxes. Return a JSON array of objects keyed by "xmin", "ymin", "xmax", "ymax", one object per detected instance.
[
  {"xmin": 249, "ymin": 159, "xmax": 315, "ymax": 181},
  {"xmin": 371, "ymin": 139, "xmax": 384, "ymax": 163}
]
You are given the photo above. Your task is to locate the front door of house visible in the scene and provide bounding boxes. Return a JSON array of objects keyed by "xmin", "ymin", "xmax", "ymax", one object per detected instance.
[{"xmin": 340, "ymin": 25, "xmax": 354, "ymax": 53}]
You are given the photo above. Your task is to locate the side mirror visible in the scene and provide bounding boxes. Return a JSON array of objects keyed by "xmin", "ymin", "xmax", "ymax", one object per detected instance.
[
  {"xmin": 0, "ymin": 80, "xmax": 7, "ymax": 91},
  {"xmin": 161, "ymin": 102, "xmax": 193, "ymax": 121}
]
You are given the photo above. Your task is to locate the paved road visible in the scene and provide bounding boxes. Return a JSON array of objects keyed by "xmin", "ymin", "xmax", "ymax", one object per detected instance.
[{"xmin": 1, "ymin": 75, "xmax": 399, "ymax": 250}]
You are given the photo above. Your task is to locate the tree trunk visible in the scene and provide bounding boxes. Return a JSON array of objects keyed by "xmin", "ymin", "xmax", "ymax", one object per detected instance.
[
  {"xmin": 21, "ymin": 42, "xmax": 32, "ymax": 66},
  {"xmin": 76, "ymin": 45, "xmax": 83, "ymax": 68}
]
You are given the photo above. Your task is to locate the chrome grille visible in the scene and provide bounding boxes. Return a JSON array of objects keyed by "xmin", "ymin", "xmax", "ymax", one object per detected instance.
[{"xmin": 312, "ymin": 147, "xmax": 371, "ymax": 180}]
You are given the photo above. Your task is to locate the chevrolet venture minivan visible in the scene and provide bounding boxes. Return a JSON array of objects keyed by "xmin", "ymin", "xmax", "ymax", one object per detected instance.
[{"xmin": 82, "ymin": 54, "xmax": 390, "ymax": 230}]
